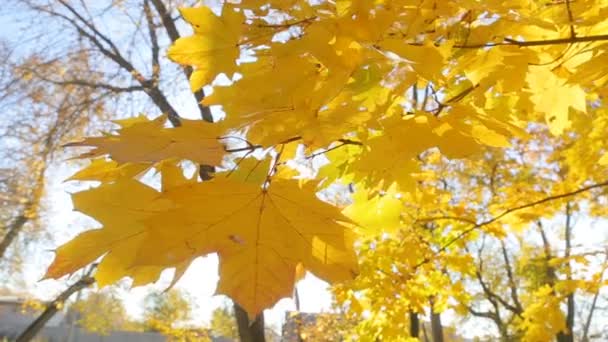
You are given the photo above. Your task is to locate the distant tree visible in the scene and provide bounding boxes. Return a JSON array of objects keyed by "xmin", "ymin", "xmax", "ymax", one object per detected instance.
[
  {"xmin": 144, "ymin": 289, "xmax": 193, "ymax": 328},
  {"xmin": 0, "ymin": 39, "xmax": 100, "ymax": 275},
  {"xmin": 69, "ymin": 288, "xmax": 129, "ymax": 335},
  {"xmin": 210, "ymin": 305, "xmax": 238, "ymax": 340},
  {"xmin": 143, "ymin": 289, "xmax": 209, "ymax": 342},
  {"xmin": 287, "ymin": 311, "xmax": 358, "ymax": 342}
]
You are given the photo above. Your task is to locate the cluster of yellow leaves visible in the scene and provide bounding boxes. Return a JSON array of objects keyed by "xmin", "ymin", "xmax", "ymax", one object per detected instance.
[
  {"xmin": 334, "ymin": 128, "xmax": 608, "ymax": 339},
  {"xmin": 45, "ymin": 0, "xmax": 608, "ymax": 321},
  {"xmin": 331, "ymin": 226, "xmax": 474, "ymax": 340},
  {"xmin": 21, "ymin": 298, "xmax": 46, "ymax": 315},
  {"xmin": 285, "ymin": 311, "xmax": 359, "ymax": 342},
  {"xmin": 166, "ymin": 0, "xmax": 607, "ymax": 191},
  {"xmin": 517, "ymin": 285, "xmax": 567, "ymax": 342},
  {"xmin": 71, "ymin": 291, "xmax": 129, "ymax": 335}
]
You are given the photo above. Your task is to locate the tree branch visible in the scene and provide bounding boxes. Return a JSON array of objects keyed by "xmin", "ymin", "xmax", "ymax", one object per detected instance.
[
  {"xmin": 16, "ymin": 272, "xmax": 95, "ymax": 342},
  {"xmin": 564, "ymin": 0, "xmax": 577, "ymax": 38},
  {"xmin": 304, "ymin": 139, "xmax": 363, "ymax": 160},
  {"xmin": 143, "ymin": 0, "xmax": 160, "ymax": 81},
  {"xmin": 149, "ymin": 0, "xmax": 212, "ymax": 122},
  {"xmin": 0, "ymin": 154, "xmax": 48, "ymax": 259},
  {"xmin": 582, "ymin": 252, "xmax": 608, "ymax": 342},
  {"xmin": 38, "ymin": 1, "xmax": 182, "ymax": 127},
  {"xmin": 467, "ymin": 306, "xmax": 497, "ymax": 320},
  {"xmin": 500, "ymin": 240, "xmax": 523, "ymax": 314},
  {"xmin": 21, "ymin": 72, "xmax": 144, "ymax": 93},
  {"xmin": 415, "ymin": 179, "xmax": 608, "ymax": 265},
  {"xmin": 450, "ymin": 34, "xmax": 608, "ymax": 49},
  {"xmin": 148, "ymin": 0, "xmax": 180, "ymax": 43}
]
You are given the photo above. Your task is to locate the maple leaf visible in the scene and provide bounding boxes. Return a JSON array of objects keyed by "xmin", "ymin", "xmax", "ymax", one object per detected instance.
[
  {"xmin": 214, "ymin": 180, "xmax": 358, "ymax": 315},
  {"xmin": 527, "ymin": 68, "xmax": 587, "ymax": 135},
  {"xmin": 345, "ymin": 114, "xmax": 484, "ymax": 190},
  {"xmin": 137, "ymin": 177, "xmax": 358, "ymax": 316},
  {"xmin": 66, "ymin": 159, "xmax": 149, "ymax": 183},
  {"xmin": 168, "ymin": 6, "xmax": 243, "ymax": 90},
  {"xmin": 44, "ymin": 177, "xmax": 175, "ymax": 285},
  {"xmin": 203, "ymin": 50, "xmax": 365, "ymax": 147},
  {"xmin": 343, "ymin": 186, "xmax": 403, "ymax": 235},
  {"xmin": 379, "ymin": 40, "xmax": 448, "ymax": 81},
  {"xmin": 47, "ymin": 166, "xmax": 358, "ymax": 317},
  {"xmin": 66, "ymin": 115, "xmax": 225, "ymax": 166}
]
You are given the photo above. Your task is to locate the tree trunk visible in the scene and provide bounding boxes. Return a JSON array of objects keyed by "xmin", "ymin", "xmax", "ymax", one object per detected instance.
[
  {"xmin": 16, "ymin": 276, "xmax": 94, "ymax": 342},
  {"xmin": 0, "ymin": 161, "xmax": 46, "ymax": 259},
  {"xmin": 556, "ymin": 293, "xmax": 575, "ymax": 342},
  {"xmin": 409, "ymin": 311, "xmax": 420, "ymax": 338},
  {"xmin": 557, "ymin": 203, "xmax": 575, "ymax": 342},
  {"xmin": 0, "ymin": 214, "xmax": 28, "ymax": 258},
  {"xmin": 64, "ymin": 267, "xmax": 91, "ymax": 342},
  {"xmin": 430, "ymin": 311, "xmax": 444, "ymax": 342},
  {"xmin": 422, "ymin": 323, "xmax": 430, "ymax": 342},
  {"xmin": 234, "ymin": 302, "xmax": 265, "ymax": 342}
]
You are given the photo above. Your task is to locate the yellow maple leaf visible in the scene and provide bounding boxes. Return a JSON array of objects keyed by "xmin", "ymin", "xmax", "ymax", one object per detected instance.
[
  {"xmin": 47, "ymin": 168, "xmax": 357, "ymax": 317},
  {"xmin": 343, "ymin": 186, "xmax": 402, "ymax": 235},
  {"xmin": 379, "ymin": 40, "xmax": 447, "ymax": 81},
  {"xmin": 44, "ymin": 178, "xmax": 175, "ymax": 282},
  {"xmin": 205, "ymin": 49, "xmax": 366, "ymax": 148},
  {"xmin": 527, "ymin": 68, "xmax": 587, "ymax": 135},
  {"xmin": 349, "ymin": 114, "xmax": 482, "ymax": 190},
  {"xmin": 66, "ymin": 115, "xmax": 225, "ymax": 166},
  {"xmin": 168, "ymin": 6, "xmax": 243, "ymax": 89},
  {"xmin": 221, "ymin": 156, "xmax": 272, "ymax": 184},
  {"xmin": 599, "ymin": 152, "xmax": 608, "ymax": 165},
  {"xmin": 143, "ymin": 178, "xmax": 358, "ymax": 316},
  {"xmin": 470, "ymin": 124, "xmax": 511, "ymax": 148},
  {"xmin": 66, "ymin": 159, "xmax": 149, "ymax": 182}
]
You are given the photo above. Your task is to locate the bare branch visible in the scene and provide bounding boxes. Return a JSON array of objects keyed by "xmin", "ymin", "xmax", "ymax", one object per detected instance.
[
  {"xmin": 415, "ymin": 179, "xmax": 608, "ymax": 266},
  {"xmin": 449, "ymin": 34, "xmax": 608, "ymax": 49},
  {"xmin": 33, "ymin": 1, "xmax": 183, "ymax": 126},
  {"xmin": 16, "ymin": 269, "xmax": 95, "ymax": 342},
  {"xmin": 565, "ymin": 0, "xmax": 577, "ymax": 38},
  {"xmin": 500, "ymin": 240, "xmax": 523, "ymax": 314},
  {"xmin": 143, "ymin": 0, "xmax": 160, "ymax": 80}
]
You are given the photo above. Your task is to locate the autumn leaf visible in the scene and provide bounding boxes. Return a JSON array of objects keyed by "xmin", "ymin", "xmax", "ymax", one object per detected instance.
[
  {"xmin": 47, "ymin": 166, "xmax": 358, "ymax": 316},
  {"xmin": 168, "ymin": 6, "xmax": 243, "ymax": 89},
  {"xmin": 66, "ymin": 115, "xmax": 225, "ymax": 166},
  {"xmin": 139, "ymin": 177, "xmax": 358, "ymax": 316},
  {"xmin": 213, "ymin": 180, "xmax": 358, "ymax": 316},
  {"xmin": 343, "ymin": 186, "xmax": 402, "ymax": 234},
  {"xmin": 66, "ymin": 159, "xmax": 149, "ymax": 182},
  {"xmin": 44, "ymin": 177, "xmax": 175, "ymax": 283},
  {"xmin": 527, "ymin": 68, "xmax": 587, "ymax": 135}
]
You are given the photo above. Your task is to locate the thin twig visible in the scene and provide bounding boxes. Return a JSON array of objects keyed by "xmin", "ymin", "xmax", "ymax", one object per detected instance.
[
  {"xmin": 450, "ymin": 34, "xmax": 608, "ymax": 49},
  {"xmin": 415, "ymin": 179, "xmax": 608, "ymax": 267},
  {"xmin": 565, "ymin": 0, "xmax": 577, "ymax": 38}
]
